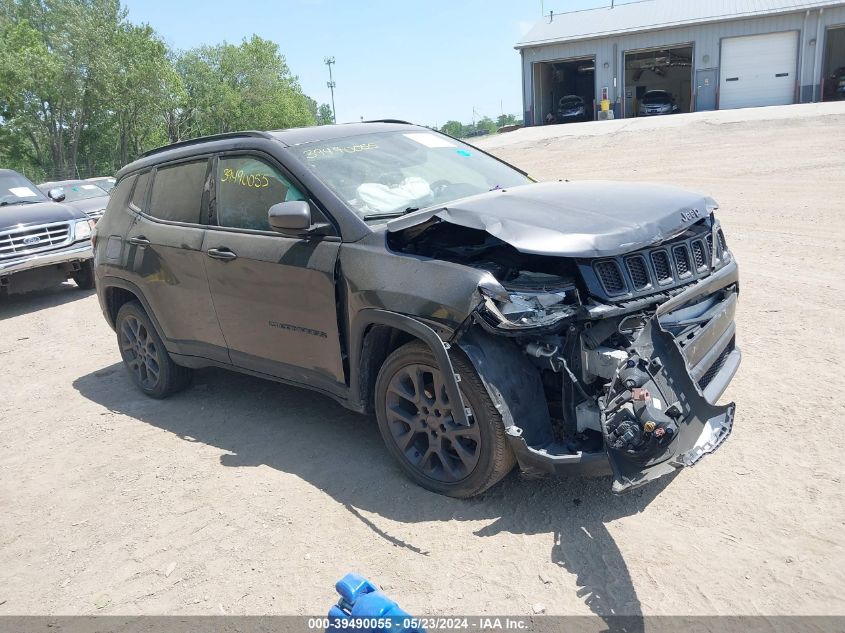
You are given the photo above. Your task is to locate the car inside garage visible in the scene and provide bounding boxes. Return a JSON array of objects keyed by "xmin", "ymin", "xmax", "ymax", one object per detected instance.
[
  {"xmin": 719, "ymin": 31, "xmax": 799, "ymax": 109},
  {"xmin": 532, "ymin": 57, "xmax": 596, "ymax": 124},
  {"xmin": 822, "ymin": 25, "xmax": 845, "ymax": 101},
  {"xmin": 623, "ymin": 45, "xmax": 693, "ymax": 118}
]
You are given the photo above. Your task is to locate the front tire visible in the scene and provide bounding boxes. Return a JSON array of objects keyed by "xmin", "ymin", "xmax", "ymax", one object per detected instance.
[
  {"xmin": 374, "ymin": 341, "xmax": 515, "ymax": 498},
  {"xmin": 72, "ymin": 260, "xmax": 95, "ymax": 290},
  {"xmin": 115, "ymin": 301, "xmax": 192, "ymax": 398}
]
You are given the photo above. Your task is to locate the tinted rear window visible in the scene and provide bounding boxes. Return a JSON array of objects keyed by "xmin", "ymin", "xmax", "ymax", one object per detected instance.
[
  {"xmin": 107, "ymin": 175, "xmax": 136, "ymax": 213},
  {"xmin": 131, "ymin": 171, "xmax": 151, "ymax": 210},
  {"xmin": 148, "ymin": 161, "xmax": 208, "ymax": 224}
]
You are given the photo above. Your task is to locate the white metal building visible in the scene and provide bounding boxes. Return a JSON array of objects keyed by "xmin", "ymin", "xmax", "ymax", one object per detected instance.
[{"xmin": 517, "ymin": 0, "xmax": 845, "ymax": 124}]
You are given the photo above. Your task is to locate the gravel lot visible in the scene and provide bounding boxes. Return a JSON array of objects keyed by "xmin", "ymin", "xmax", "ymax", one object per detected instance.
[{"xmin": 1, "ymin": 103, "xmax": 844, "ymax": 618}]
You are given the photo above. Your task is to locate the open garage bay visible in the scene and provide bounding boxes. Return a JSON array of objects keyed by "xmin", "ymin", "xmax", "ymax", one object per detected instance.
[{"xmin": 624, "ymin": 44, "xmax": 693, "ymax": 116}]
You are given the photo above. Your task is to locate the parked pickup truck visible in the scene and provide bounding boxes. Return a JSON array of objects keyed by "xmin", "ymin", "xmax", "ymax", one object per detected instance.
[{"xmin": 0, "ymin": 168, "xmax": 95, "ymax": 296}]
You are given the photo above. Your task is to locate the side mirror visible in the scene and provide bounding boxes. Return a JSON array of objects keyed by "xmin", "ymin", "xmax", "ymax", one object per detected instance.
[
  {"xmin": 48, "ymin": 187, "xmax": 66, "ymax": 202},
  {"xmin": 268, "ymin": 201, "xmax": 333, "ymax": 237},
  {"xmin": 269, "ymin": 200, "xmax": 311, "ymax": 233}
]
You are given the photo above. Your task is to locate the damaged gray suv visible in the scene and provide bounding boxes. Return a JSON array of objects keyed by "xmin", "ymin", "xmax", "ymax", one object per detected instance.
[{"xmin": 94, "ymin": 122, "xmax": 740, "ymax": 497}]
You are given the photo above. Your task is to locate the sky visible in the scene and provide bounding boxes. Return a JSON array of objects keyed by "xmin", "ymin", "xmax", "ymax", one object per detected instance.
[{"xmin": 123, "ymin": 0, "xmax": 624, "ymax": 126}]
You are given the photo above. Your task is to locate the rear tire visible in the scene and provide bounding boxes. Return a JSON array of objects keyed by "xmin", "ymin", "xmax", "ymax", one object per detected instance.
[
  {"xmin": 115, "ymin": 301, "xmax": 192, "ymax": 398},
  {"xmin": 72, "ymin": 260, "xmax": 95, "ymax": 290},
  {"xmin": 374, "ymin": 341, "xmax": 515, "ymax": 498}
]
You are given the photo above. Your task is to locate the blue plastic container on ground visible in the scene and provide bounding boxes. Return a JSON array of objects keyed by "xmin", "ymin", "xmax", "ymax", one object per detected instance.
[{"xmin": 327, "ymin": 573, "xmax": 423, "ymax": 633}]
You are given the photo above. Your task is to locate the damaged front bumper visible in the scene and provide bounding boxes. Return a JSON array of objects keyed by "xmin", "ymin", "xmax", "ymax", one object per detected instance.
[{"xmin": 460, "ymin": 258, "xmax": 741, "ymax": 493}]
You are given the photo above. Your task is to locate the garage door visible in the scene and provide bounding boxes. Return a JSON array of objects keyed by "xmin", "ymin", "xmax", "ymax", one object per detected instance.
[{"xmin": 720, "ymin": 32, "xmax": 798, "ymax": 109}]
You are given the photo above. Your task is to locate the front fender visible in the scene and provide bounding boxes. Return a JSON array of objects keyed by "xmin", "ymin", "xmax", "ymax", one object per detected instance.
[{"xmin": 349, "ymin": 308, "xmax": 469, "ymax": 425}]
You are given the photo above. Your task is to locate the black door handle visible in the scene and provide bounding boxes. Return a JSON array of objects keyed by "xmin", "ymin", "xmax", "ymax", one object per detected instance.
[
  {"xmin": 207, "ymin": 247, "xmax": 237, "ymax": 261},
  {"xmin": 128, "ymin": 236, "xmax": 150, "ymax": 246}
]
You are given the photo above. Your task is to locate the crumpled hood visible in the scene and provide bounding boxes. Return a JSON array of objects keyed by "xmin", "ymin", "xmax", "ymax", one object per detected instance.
[
  {"xmin": 387, "ymin": 180, "xmax": 717, "ymax": 257},
  {"xmin": 0, "ymin": 200, "xmax": 86, "ymax": 232}
]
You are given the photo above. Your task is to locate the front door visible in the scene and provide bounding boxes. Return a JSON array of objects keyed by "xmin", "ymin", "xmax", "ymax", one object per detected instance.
[
  {"xmin": 695, "ymin": 68, "xmax": 717, "ymax": 111},
  {"xmin": 202, "ymin": 153, "xmax": 345, "ymax": 395}
]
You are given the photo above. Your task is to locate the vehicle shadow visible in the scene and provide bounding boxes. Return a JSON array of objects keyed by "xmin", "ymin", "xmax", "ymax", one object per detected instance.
[
  {"xmin": 74, "ymin": 364, "xmax": 674, "ymax": 625},
  {"xmin": 0, "ymin": 282, "xmax": 94, "ymax": 319}
]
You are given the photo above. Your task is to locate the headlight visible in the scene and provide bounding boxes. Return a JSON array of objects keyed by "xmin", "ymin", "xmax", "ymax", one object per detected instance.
[
  {"xmin": 479, "ymin": 283, "xmax": 579, "ymax": 330},
  {"xmin": 74, "ymin": 219, "xmax": 93, "ymax": 240}
]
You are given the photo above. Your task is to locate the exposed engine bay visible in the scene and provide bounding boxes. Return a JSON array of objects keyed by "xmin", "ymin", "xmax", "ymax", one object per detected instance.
[
  {"xmin": 387, "ymin": 221, "xmax": 582, "ymax": 329},
  {"xmin": 388, "ymin": 214, "xmax": 740, "ymax": 492}
]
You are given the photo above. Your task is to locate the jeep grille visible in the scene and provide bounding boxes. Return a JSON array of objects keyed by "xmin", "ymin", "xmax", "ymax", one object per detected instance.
[
  {"xmin": 594, "ymin": 260, "xmax": 625, "ymax": 295},
  {"xmin": 579, "ymin": 223, "xmax": 730, "ymax": 302}
]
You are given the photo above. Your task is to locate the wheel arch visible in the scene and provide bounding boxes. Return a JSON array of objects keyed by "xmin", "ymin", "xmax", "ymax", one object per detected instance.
[
  {"xmin": 101, "ymin": 277, "xmax": 167, "ymax": 344},
  {"xmin": 456, "ymin": 327, "xmax": 553, "ymax": 446},
  {"xmin": 349, "ymin": 309, "xmax": 469, "ymax": 425}
]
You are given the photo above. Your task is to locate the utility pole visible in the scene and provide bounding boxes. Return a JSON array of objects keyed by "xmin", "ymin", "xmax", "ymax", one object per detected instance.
[{"xmin": 324, "ymin": 56, "xmax": 337, "ymax": 123}]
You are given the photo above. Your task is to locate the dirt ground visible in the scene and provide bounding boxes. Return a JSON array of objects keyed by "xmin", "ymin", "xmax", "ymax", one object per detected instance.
[{"xmin": 1, "ymin": 103, "xmax": 844, "ymax": 618}]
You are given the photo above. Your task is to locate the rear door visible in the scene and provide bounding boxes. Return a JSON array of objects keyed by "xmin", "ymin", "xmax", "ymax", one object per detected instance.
[
  {"xmin": 202, "ymin": 152, "xmax": 345, "ymax": 395},
  {"xmin": 125, "ymin": 158, "xmax": 229, "ymax": 363}
]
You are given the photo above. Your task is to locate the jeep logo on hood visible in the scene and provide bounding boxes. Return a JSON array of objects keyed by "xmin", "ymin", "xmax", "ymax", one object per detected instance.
[{"xmin": 681, "ymin": 208, "xmax": 701, "ymax": 222}]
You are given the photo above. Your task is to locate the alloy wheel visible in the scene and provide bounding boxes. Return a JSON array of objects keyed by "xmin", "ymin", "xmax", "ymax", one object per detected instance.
[
  {"xmin": 119, "ymin": 315, "xmax": 161, "ymax": 390},
  {"xmin": 384, "ymin": 363, "xmax": 481, "ymax": 483}
]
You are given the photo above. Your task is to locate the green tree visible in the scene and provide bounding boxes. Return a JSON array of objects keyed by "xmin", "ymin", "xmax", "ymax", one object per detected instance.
[
  {"xmin": 173, "ymin": 35, "xmax": 316, "ymax": 139},
  {"xmin": 0, "ymin": 2, "xmax": 322, "ymax": 177},
  {"xmin": 106, "ymin": 23, "xmax": 176, "ymax": 166},
  {"xmin": 0, "ymin": 0, "xmax": 126, "ymax": 177},
  {"xmin": 496, "ymin": 113, "xmax": 517, "ymax": 128},
  {"xmin": 0, "ymin": 17, "xmax": 56, "ymax": 176},
  {"xmin": 477, "ymin": 116, "xmax": 497, "ymax": 135},
  {"xmin": 316, "ymin": 103, "xmax": 334, "ymax": 125},
  {"xmin": 440, "ymin": 120, "xmax": 464, "ymax": 138}
]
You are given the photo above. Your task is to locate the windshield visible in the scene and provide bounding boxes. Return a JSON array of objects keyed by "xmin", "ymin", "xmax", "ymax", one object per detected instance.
[
  {"xmin": 642, "ymin": 92, "xmax": 671, "ymax": 104},
  {"xmin": 0, "ymin": 172, "xmax": 48, "ymax": 206},
  {"xmin": 560, "ymin": 97, "xmax": 582, "ymax": 107},
  {"xmin": 291, "ymin": 131, "xmax": 533, "ymax": 219},
  {"xmin": 60, "ymin": 183, "xmax": 109, "ymax": 202},
  {"xmin": 89, "ymin": 178, "xmax": 116, "ymax": 192}
]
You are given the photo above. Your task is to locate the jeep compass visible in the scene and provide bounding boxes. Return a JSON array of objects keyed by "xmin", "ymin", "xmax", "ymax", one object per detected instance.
[{"xmin": 94, "ymin": 122, "xmax": 740, "ymax": 497}]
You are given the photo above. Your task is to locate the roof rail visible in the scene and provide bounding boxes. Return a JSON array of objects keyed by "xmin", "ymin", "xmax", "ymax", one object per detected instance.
[
  {"xmin": 140, "ymin": 131, "xmax": 274, "ymax": 158},
  {"xmin": 362, "ymin": 119, "xmax": 415, "ymax": 125}
]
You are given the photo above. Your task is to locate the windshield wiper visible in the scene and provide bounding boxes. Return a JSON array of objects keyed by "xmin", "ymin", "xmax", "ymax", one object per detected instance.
[
  {"xmin": 0, "ymin": 199, "xmax": 39, "ymax": 206},
  {"xmin": 365, "ymin": 206, "xmax": 424, "ymax": 221}
]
